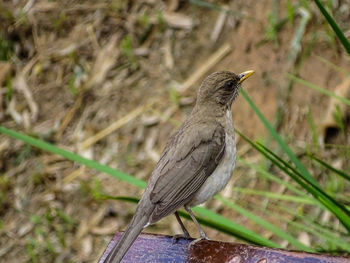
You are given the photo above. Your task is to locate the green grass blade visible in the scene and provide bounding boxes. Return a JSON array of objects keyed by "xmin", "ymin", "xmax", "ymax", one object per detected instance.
[
  {"xmin": 240, "ymin": 89, "xmax": 319, "ymax": 185},
  {"xmin": 267, "ymin": 198, "xmax": 348, "ymax": 236},
  {"xmin": 272, "ymin": 207, "xmax": 350, "ymax": 252},
  {"xmin": 288, "ymin": 74, "xmax": 350, "ymax": 106},
  {"xmin": 216, "ymin": 195, "xmax": 314, "ymax": 251},
  {"xmin": 315, "ymin": 55, "xmax": 350, "ymax": 76},
  {"xmin": 313, "ymin": 0, "xmax": 350, "ymax": 55},
  {"xmin": 238, "ymin": 157, "xmax": 307, "ymax": 197},
  {"xmin": 259, "ymin": 142, "xmax": 348, "ymax": 201},
  {"xmin": 258, "ymin": 143, "xmax": 350, "ymax": 208},
  {"xmin": 309, "ymin": 155, "xmax": 350, "ymax": 182},
  {"xmin": 233, "ymin": 187, "xmax": 317, "ymax": 205},
  {"xmin": 0, "ymin": 126, "xmax": 146, "ymax": 188},
  {"xmin": 239, "ymin": 130, "xmax": 350, "ymax": 231},
  {"xmin": 239, "ymin": 91, "xmax": 350, "ymax": 231},
  {"xmin": 257, "ymin": 142, "xmax": 350, "ymax": 231},
  {"xmin": 238, "ymin": 132, "xmax": 322, "ymax": 200},
  {"xmin": 280, "ymin": 206, "xmax": 350, "ymax": 249}
]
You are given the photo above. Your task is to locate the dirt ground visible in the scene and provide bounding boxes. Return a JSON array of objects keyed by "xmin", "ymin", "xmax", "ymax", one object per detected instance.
[{"xmin": 0, "ymin": 0, "xmax": 349, "ymax": 262}]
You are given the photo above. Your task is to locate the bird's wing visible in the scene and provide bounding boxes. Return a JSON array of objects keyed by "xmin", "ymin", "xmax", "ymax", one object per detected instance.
[{"xmin": 149, "ymin": 121, "xmax": 225, "ymax": 223}]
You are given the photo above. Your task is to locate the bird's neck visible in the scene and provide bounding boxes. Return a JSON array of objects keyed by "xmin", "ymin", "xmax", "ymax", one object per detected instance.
[{"xmin": 191, "ymin": 101, "xmax": 230, "ymax": 120}]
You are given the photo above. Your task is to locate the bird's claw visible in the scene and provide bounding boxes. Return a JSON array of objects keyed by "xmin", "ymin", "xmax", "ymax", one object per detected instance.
[
  {"xmin": 188, "ymin": 235, "xmax": 210, "ymax": 248},
  {"xmin": 172, "ymin": 233, "xmax": 191, "ymax": 244}
]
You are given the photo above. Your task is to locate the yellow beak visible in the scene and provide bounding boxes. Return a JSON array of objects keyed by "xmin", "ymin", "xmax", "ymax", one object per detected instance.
[{"xmin": 238, "ymin": 70, "xmax": 255, "ymax": 84}]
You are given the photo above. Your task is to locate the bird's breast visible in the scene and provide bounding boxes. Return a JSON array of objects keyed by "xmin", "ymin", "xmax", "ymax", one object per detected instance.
[{"xmin": 187, "ymin": 110, "xmax": 236, "ymax": 207}]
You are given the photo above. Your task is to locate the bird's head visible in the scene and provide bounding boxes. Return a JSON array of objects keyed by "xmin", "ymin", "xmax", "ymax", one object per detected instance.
[{"xmin": 196, "ymin": 70, "xmax": 254, "ymax": 108}]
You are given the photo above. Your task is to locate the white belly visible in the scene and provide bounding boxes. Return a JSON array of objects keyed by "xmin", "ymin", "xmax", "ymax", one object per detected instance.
[{"xmin": 188, "ymin": 111, "xmax": 236, "ymax": 207}]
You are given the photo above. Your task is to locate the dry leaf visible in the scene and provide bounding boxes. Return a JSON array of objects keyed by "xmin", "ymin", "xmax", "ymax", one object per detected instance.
[
  {"xmin": 87, "ymin": 35, "xmax": 120, "ymax": 89},
  {"xmin": 162, "ymin": 12, "xmax": 193, "ymax": 30}
]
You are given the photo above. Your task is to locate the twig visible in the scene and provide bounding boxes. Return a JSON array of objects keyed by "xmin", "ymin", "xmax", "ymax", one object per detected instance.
[
  {"xmin": 56, "ymin": 93, "xmax": 84, "ymax": 139},
  {"xmin": 210, "ymin": 7, "xmax": 228, "ymax": 43},
  {"xmin": 63, "ymin": 166, "xmax": 86, "ymax": 184},
  {"xmin": 14, "ymin": 73, "xmax": 39, "ymax": 122}
]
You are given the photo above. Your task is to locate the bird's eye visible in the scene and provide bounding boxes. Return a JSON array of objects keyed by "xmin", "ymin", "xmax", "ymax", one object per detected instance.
[{"xmin": 224, "ymin": 80, "xmax": 234, "ymax": 90}]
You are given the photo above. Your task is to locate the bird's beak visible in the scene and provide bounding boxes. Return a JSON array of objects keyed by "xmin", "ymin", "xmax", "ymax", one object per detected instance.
[{"xmin": 238, "ymin": 70, "xmax": 255, "ymax": 84}]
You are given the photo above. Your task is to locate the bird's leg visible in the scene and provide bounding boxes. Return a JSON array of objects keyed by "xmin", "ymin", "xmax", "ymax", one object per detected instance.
[
  {"xmin": 175, "ymin": 211, "xmax": 190, "ymax": 237},
  {"xmin": 185, "ymin": 206, "xmax": 210, "ymax": 246},
  {"xmin": 172, "ymin": 211, "xmax": 191, "ymax": 244}
]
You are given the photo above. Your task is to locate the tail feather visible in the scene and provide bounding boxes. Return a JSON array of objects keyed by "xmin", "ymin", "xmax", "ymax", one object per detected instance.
[{"xmin": 104, "ymin": 201, "xmax": 154, "ymax": 263}]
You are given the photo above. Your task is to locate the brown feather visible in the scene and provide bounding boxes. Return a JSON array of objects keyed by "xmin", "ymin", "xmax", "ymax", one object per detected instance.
[{"xmin": 149, "ymin": 119, "xmax": 225, "ymax": 223}]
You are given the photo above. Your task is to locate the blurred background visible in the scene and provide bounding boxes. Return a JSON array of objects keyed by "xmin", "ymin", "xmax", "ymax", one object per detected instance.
[{"xmin": 1, "ymin": 0, "xmax": 350, "ymax": 262}]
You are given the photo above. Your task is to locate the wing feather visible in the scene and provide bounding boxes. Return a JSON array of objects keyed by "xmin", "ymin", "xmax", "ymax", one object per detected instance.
[{"xmin": 149, "ymin": 121, "xmax": 225, "ymax": 223}]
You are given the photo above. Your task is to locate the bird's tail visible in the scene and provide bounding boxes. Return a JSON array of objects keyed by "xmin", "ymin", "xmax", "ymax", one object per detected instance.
[{"xmin": 104, "ymin": 200, "xmax": 154, "ymax": 263}]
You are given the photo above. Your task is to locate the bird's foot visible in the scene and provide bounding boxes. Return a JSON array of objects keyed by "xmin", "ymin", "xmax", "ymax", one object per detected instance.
[
  {"xmin": 188, "ymin": 235, "xmax": 210, "ymax": 248},
  {"xmin": 172, "ymin": 233, "xmax": 191, "ymax": 244}
]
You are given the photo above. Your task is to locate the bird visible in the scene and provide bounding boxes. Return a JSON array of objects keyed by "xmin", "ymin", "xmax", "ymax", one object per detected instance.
[{"xmin": 104, "ymin": 70, "xmax": 254, "ymax": 263}]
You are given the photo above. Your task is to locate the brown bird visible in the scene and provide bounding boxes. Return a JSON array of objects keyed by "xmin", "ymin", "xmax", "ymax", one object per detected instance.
[{"xmin": 105, "ymin": 70, "xmax": 254, "ymax": 263}]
